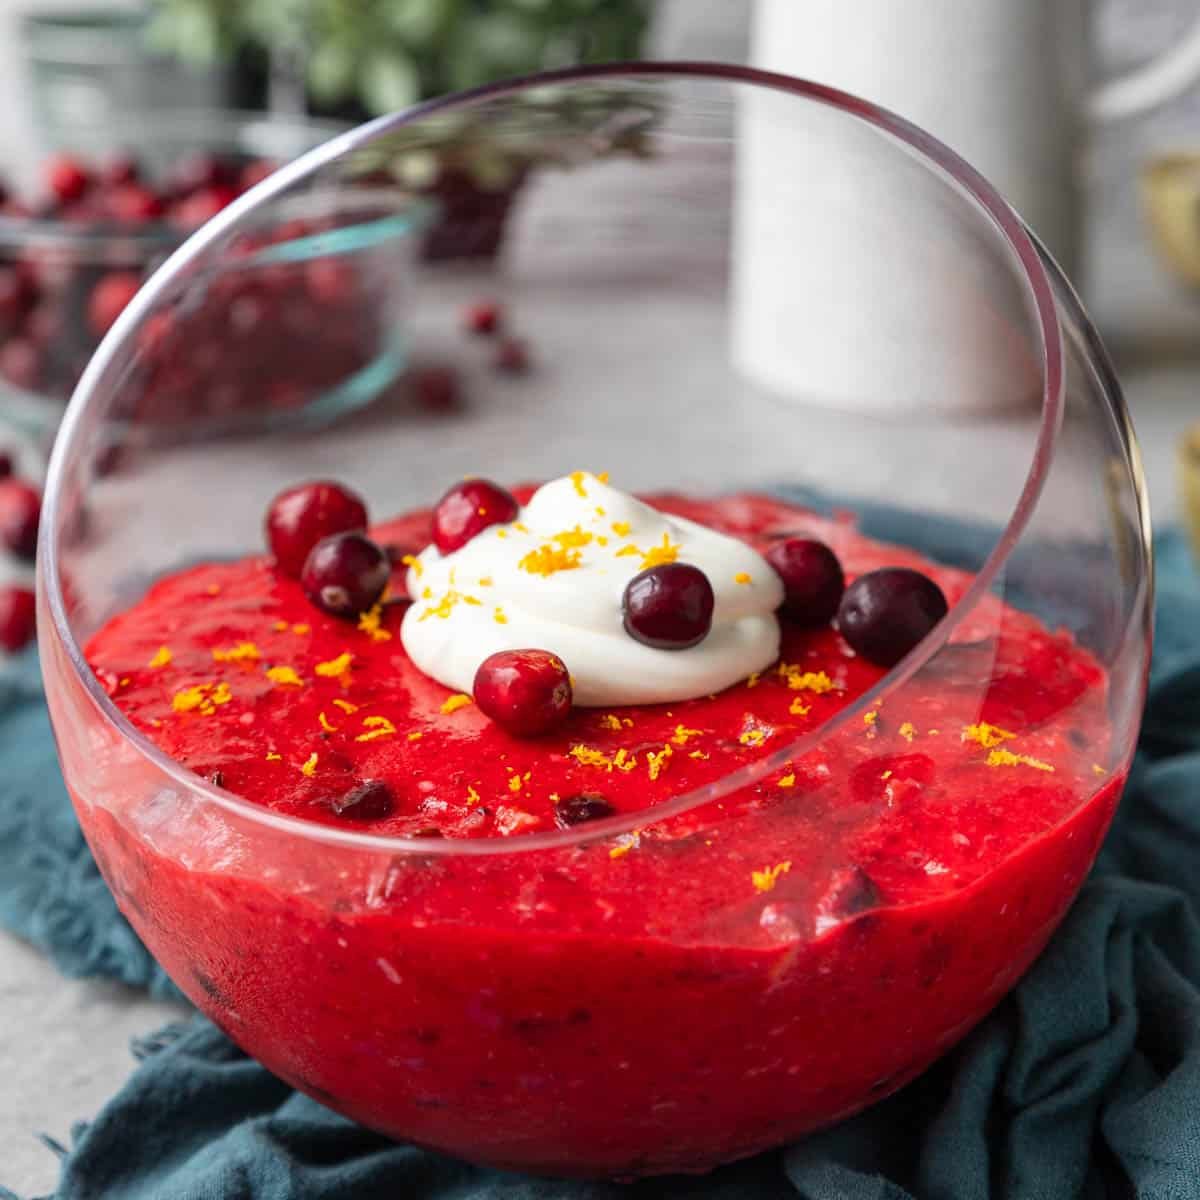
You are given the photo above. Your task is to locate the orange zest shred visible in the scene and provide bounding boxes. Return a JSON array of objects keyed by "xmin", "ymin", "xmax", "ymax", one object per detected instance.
[
  {"xmin": 273, "ymin": 620, "xmax": 289, "ymax": 632},
  {"xmin": 493, "ymin": 607, "xmax": 508, "ymax": 625},
  {"xmin": 611, "ymin": 520, "xmax": 631, "ymax": 538},
  {"xmin": 148, "ymin": 645, "xmax": 172, "ymax": 670},
  {"xmin": 552, "ymin": 525, "xmax": 593, "ymax": 550},
  {"xmin": 986, "ymin": 748, "xmax": 1054, "ymax": 772},
  {"xmin": 355, "ymin": 715, "xmax": 397, "ymax": 742},
  {"xmin": 688, "ymin": 749, "xmax": 709, "ymax": 760},
  {"xmin": 212, "ymin": 641, "xmax": 261, "ymax": 664},
  {"xmin": 265, "ymin": 665, "xmax": 303, "ymax": 687},
  {"xmin": 331, "ymin": 698, "xmax": 358, "ymax": 714},
  {"xmin": 440, "ymin": 693, "xmax": 473, "ymax": 715},
  {"xmin": 300, "ymin": 752, "xmax": 319, "ymax": 776},
  {"xmin": 265, "ymin": 751, "xmax": 282, "ymax": 761},
  {"xmin": 962, "ymin": 722, "xmax": 1015, "ymax": 749},
  {"xmin": 778, "ymin": 665, "xmax": 836, "ymax": 693},
  {"xmin": 598, "ymin": 714, "xmax": 623, "ymax": 732},
  {"xmin": 357, "ymin": 605, "xmax": 392, "ymax": 642},
  {"xmin": 314, "ymin": 652, "xmax": 353, "ymax": 679},
  {"xmin": 639, "ymin": 533, "xmax": 680, "ymax": 570},
  {"xmin": 518, "ymin": 544, "xmax": 582, "ymax": 576},
  {"xmin": 466, "ymin": 785, "xmax": 481, "ymax": 806},
  {"xmin": 734, "ymin": 572, "xmax": 751, "ymax": 585},
  {"xmin": 570, "ymin": 470, "xmax": 589, "ymax": 498},
  {"xmin": 569, "ymin": 744, "xmax": 638, "ymax": 773},
  {"xmin": 670, "ymin": 724, "xmax": 703, "ymax": 746},
  {"xmin": 171, "ymin": 682, "xmax": 232, "ymax": 716},
  {"xmin": 789, "ymin": 697, "xmax": 810, "ymax": 716},
  {"xmin": 318, "ymin": 710, "xmax": 338, "ymax": 733},
  {"xmin": 401, "ymin": 553, "xmax": 423, "ymax": 578},
  {"xmin": 899, "ymin": 721, "xmax": 916, "ymax": 742},
  {"xmin": 751, "ymin": 861, "xmax": 792, "ymax": 893},
  {"xmin": 407, "ymin": 730, "xmax": 422, "ymax": 741},
  {"xmin": 647, "ymin": 744, "xmax": 673, "ymax": 781},
  {"xmin": 609, "ymin": 830, "xmax": 640, "ymax": 860},
  {"xmin": 777, "ymin": 772, "xmax": 796, "ymax": 788}
]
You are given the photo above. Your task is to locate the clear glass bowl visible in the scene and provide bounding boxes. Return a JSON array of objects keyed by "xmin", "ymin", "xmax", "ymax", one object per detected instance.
[
  {"xmin": 38, "ymin": 65, "xmax": 1152, "ymax": 1178},
  {"xmin": 0, "ymin": 110, "xmax": 416, "ymax": 441}
]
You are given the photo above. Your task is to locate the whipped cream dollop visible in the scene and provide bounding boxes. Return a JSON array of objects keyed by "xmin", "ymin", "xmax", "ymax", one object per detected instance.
[{"xmin": 401, "ymin": 473, "xmax": 783, "ymax": 706}]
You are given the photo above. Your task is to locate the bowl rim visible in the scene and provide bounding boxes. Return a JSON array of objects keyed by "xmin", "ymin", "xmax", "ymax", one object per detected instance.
[{"xmin": 41, "ymin": 60, "xmax": 1101, "ymax": 858}]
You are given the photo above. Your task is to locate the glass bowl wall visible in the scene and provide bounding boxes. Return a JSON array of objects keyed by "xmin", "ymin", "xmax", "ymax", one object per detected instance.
[{"xmin": 38, "ymin": 65, "xmax": 1151, "ymax": 1178}]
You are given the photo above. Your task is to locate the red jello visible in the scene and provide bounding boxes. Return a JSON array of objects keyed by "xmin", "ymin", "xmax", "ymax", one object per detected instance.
[{"xmin": 79, "ymin": 492, "xmax": 1123, "ymax": 1177}]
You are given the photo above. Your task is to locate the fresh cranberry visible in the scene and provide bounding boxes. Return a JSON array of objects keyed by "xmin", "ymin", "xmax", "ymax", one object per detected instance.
[
  {"xmin": 44, "ymin": 155, "xmax": 90, "ymax": 204},
  {"xmin": 493, "ymin": 337, "xmax": 530, "ymax": 373},
  {"xmin": 169, "ymin": 185, "xmax": 238, "ymax": 230},
  {"xmin": 412, "ymin": 364, "xmax": 461, "ymax": 413},
  {"xmin": 0, "ymin": 340, "xmax": 41, "ymax": 391},
  {"xmin": 0, "ymin": 266, "xmax": 35, "ymax": 331},
  {"xmin": 473, "ymin": 649, "xmax": 573, "ymax": 738},
  {"xmin": 102, "ymin": 154, "xmax": 140, "ymax": 187},
  {"xmin": 88, "ymin": 272, "xmax": 142, "ymax": 337},
  {"xmin": 266, "ymin": 480, "xmax": 369, "ymax": 577},
  {"xmin": 107, "ymin": 185, "xmax": 164, "ymax": 225},
  {"xmin": 554, "ymin": 793, "xmax": 615, "ymax": 828},
  {"xmin": 329, "ymin": 779, "xmax": 394, "ymax": 820},
  {"xmin": 301, "ymin": 531, "xmax": 390, "ymax": 618},
  {"xmin": 238, "ymin": 159, "xmax": 279, "ymax": 191},
  {"xmin": 0, "ymin": 479, "xmax": 41, "ymax": 560},
  {"xmin": 463, "ymin": 299, "xmax": 502, "ymax": 335},
  {"xmin": 836, "ymin": 567, "xmax": 948, "ymax": 667},
  {"xmin": 432, "ymin": 479, "xmax": 518, "ymax": 554},
  {"xmin": 765, "ymin": 538, "xmax": 845, "ymax": 627},
  {"xmin": 622, "ymin": 563, "xmax": 714, "ymax": 650},
  {"xmin": 0, "ymin": 586, "xmax": 35, "ymax": 651}
]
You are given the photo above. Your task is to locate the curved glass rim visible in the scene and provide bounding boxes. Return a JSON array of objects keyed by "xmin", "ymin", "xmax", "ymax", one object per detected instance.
[{"xmin": 40, "ymin": 60, "xmax": 1076, "ymax": 858}]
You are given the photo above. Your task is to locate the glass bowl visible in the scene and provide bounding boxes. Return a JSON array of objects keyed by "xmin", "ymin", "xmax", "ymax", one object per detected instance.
[
  {"xmin": 38, "ymin": 65, "xmax": 1152, "ymax": 1179},
  {"xmin": 0, "ymin": 110, "xmax": 417, "ymax": 443}
]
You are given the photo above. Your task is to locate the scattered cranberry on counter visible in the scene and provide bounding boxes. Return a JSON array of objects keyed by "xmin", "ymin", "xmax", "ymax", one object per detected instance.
[
  {"xmin": 766, "ymin": 538, "xmax": 845, "ymax": 627},
  {"xmin": 473, "ymin": 648, "xmax": 573, "ymax": 738},
  {"xmin": 0, "ymin": 478, "xmax": 40, "ymax": 562},
  {"xmin": 622, "ymin": 563, "xmax": 715, "ymax": 650},
  {"xmin": 463, "ymin": 299, "xmax": 502, "ymax": 335},
  {"xmin": 301, "ymin": 531, "xmax": 390, "ymax": 619},
  {"xmin": 492, "ymin": 337, "xmax": 530, "ymax": 374},
  {"xmin": 0, "ymin": 586, "xmax": 35, "ymax": 651},
  {"xmin": 266, "ymin": 481, "xmax": 369, "ymax": 578},
  {"xmin": 411, "ymin": 364, "xmax": 461, "ymax": 413},
  {"xmin": 836, "ymin": 567, "xmax": 948, "ymax": 667},
  {"xmin": 554, "ymin": 792, "xmax": 616, "ymax": 828},
  {"xmin": 431, "ymin": 478, "xmax": 518, "ymax": 554}
]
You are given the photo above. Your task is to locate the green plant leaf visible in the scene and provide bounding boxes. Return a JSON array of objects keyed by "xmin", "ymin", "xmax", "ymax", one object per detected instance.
[
  {"xmin": 307, "ymin": 37, "xmax": 359, "ymax": 104},
  {"xmin": 361, "ymin": 50, "xmax": 421, "ymax": 115}
]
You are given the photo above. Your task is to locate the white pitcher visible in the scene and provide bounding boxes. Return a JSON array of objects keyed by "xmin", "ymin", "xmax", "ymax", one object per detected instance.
[{"xmin": 734, "ymin": 0, "xmax": 1200, "ymax": 413}]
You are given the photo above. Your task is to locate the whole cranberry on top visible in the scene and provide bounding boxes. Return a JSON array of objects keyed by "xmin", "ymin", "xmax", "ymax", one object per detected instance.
[
  {"xmin": 44, "ymin": 155, "xmax": 90, "ymax": 205},
  {"xmin": 622, "ymin": 562, "xmax": 714, "ymax": 650},
  {"xmin": 0, "ymin": 478, "xmax": 41, "ymax": 561},
  {"xmin": 88, "ymin": 272, "xmax": 142, "ymax": 337},
  {"xmin": 266, "ymin": 480, "xmax": 369, "ymax": 578},
  {"xmin": 432, "ymin": 479, "xmax": 518, "ymax": 554},
  {"xmin": 474, "ymin": 648, "xmax": 573, "ymax": 738},
  {"xmin": 765, "ymin": 538, "xmax": 845, "ymax": 627},
  {"xmin": 301, "ymin": 531, "xmax": 390, "ymax": 619}
]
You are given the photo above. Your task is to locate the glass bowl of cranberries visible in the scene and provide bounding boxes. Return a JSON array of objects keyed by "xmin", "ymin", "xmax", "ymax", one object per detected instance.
[
  {"xmin": 0, "ymin": 109, "xmax": 421, "ymax": 442},
  {"xmin": 37, "ymin": 66, "xmax": 1151, "ymax": 1178}
]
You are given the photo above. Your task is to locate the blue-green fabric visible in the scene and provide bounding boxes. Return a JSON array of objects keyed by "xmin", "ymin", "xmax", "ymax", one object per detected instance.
[{"xmin": 3, "ymin": 533, "xmax": 1200, "ymax": 1200}]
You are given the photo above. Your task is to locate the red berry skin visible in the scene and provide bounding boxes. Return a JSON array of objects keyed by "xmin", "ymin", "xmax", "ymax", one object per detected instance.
[
  {"xmin": 0, "ymin": 479, "xmax": 41, "ymax": 561},
  {"xmin": 102, "ymin": 155, "xmax": 140, "ymax": 187},
  {"xmin": 107, "ymin": 185, "xmax": 165, "ymax": 225},
  {"xmin": 493, "ymin": 337, "xmax": 530, "ymax": 373},
  {"xmin": 266, "ymin": 481, "xmax": 369, "ymax": 578},
  {"xmin": 411, "ymin": 365, "xmax": 461, "ymax": 413},
  {"xmin": 301, "ymin": 532, "xmax": 390, "ymax": 619},
  {"xmin": 622, "ymin": 563, "xmax": 715, "ymax": 650},
  {"xmin": 473, "ymin": 649, "xmax": 573, "ymax": 738},
  {"xmin": 0, "ymin": 586, "xmax": 35, "ymax": 651},
  {"xmin": 463, "ymin": 299, "xmax": 502, "ymax": 335},
  {"xmin": 432, "ymin": 479, "xmax": 518, "ymax": 554},
  {"xmin": 88, "ymin": 272, "xmax": 143, "ymax": 337},
  {"xmin": 836, "ymin": 568, "xmax": 949, "ymax": 667},
  {"xmin": 45, "ymin": 155, "xmax": 90, "ymax": 204},
  {"xmin": 765, "ymin": 538, "xmax": 845, "ymax": 627}
]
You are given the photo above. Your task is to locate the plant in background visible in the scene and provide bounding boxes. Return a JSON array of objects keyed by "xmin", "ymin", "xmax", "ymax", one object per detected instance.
[{"xmin": 145, "ymin": 0, "xmax": 652, "ymax": 116}]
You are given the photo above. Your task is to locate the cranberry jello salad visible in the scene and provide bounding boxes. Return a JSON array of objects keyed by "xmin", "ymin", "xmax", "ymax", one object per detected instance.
[{"xmin": 81, "ymin": 470, "xmax": 1121, "ymax": 1174}]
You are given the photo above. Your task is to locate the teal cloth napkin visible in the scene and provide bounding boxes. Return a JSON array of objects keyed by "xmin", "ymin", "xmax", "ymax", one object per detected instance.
[{"xmin": 3, "ymin": 532, "xmax": 1200, "ymax": 1200}]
